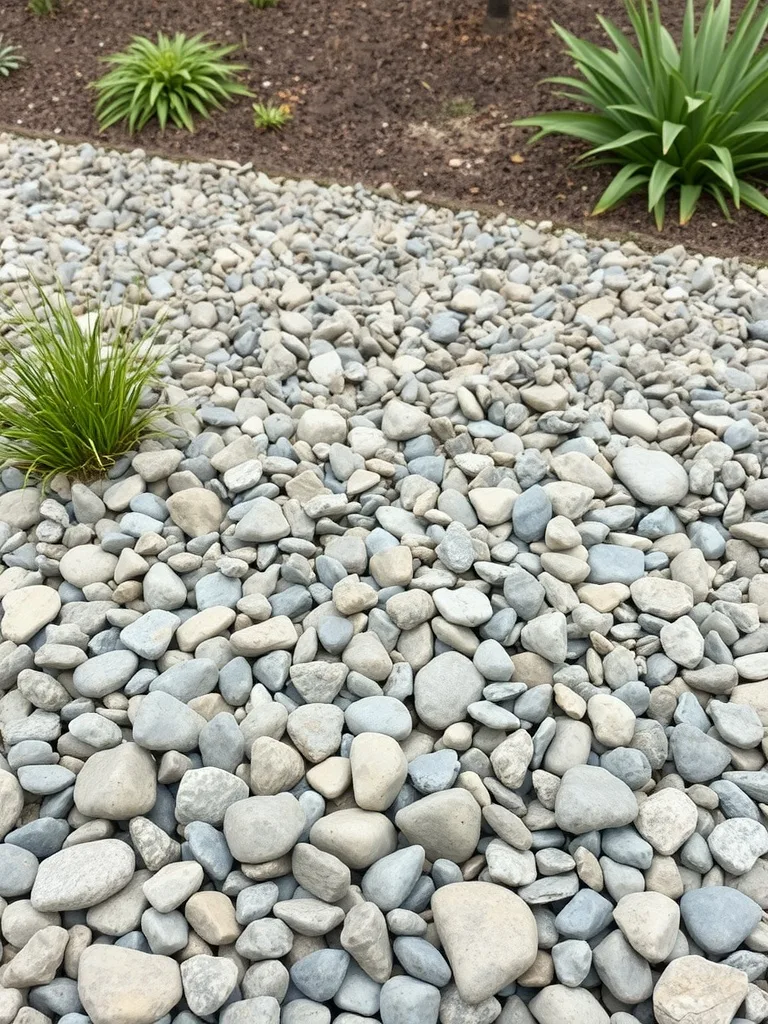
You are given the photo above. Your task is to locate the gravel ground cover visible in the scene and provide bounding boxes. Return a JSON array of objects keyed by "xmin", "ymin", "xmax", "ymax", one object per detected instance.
[{"xmin": 1, "ymin": 132, "xmax": 768, "ymax": 1024}]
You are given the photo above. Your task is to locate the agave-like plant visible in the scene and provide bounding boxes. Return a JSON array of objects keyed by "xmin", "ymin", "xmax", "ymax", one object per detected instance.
[
  {"xmin": 515, "ymin": 0, "xmax": 768, "ymax": 228},
  {"xmin": 0, "ymin": 287, "xmax": 170, "ymax": 486},
  {"xmin": 0, "ymin": 35, "xmax": 24, "ymax": 77},
  {"xmin": 92, "ymin": 32, "xmax": 252, "ymax": 133}
]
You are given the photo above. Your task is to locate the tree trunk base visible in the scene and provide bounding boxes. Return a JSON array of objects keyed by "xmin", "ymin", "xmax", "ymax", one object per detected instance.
[{"xmin": 483, "ymin": 13, "xmax": 511, "ymax": 34}]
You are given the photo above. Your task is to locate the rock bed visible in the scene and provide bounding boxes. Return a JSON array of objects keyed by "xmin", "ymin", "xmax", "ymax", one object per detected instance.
[{"xmin": 1, "ymin": 134, "xmax": 768, "ymax": 1024}]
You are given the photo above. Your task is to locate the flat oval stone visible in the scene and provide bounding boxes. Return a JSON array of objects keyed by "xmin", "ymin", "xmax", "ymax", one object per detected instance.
[{"xmin": 31, "ymin": 839, "xmax": 135, "ymax": 912}]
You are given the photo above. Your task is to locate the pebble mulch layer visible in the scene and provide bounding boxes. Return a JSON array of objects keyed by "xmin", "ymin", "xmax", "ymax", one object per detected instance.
[{"xmin": 1, "ymin": 133, "xmax": 768, "ymax": 1024}]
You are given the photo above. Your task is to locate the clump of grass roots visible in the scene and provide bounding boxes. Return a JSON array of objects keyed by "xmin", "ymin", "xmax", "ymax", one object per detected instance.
[
  {"xmin": 0, "ymin": 288, "xmax": 169, "ymax": 486},
  {"xmin": 515, "ymin": 0, "xmax": 768, "ymax": 228}
]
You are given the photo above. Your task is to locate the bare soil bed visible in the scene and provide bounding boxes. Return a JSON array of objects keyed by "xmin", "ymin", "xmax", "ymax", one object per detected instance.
[{"xmin": 0, "ymin": 0, "xmax": 766, "ymax": 260}]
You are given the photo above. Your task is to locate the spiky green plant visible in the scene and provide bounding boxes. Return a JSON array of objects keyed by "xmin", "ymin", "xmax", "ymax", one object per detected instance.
[
  {"xmin": 252, "ymin": 101, "xmax": 292, "ymax": 130},
  {"xmin": 0, "ymin": 36, "xmax": 24, "ymax": 76},
  {"xmin": 248, "ymin": 0, "xmax": 278, "ymax": 7},
  {"xmin": 0, "ymin": 288, "xmax": 170, "ymax": 486},
  {"xmin": 92, "ymin": 32, "xmax": 251, "ymax": 133},
  {"xmin": 27, "ymin": 0, "xmax": 55, "ymax": 14},
  {"xmin": 515, "ymin": 0, "xmax": 768, "ymax": 228}
]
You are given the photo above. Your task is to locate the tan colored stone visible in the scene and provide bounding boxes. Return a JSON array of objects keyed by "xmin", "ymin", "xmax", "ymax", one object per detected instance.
[
  {"xmin": 1, "ymin": 585, "xmax": 61, "ymax": 644},
  {"xmin": 350, "ymin": 733, "xmax": 407, "ymax": 811},
  {"xmin": 78, "ymin": 945, "xmax": 182, "ymax": 1024},
  {"xmin": 184, "ymin": 891, "xmax": 241, "ymax": 945},
  {"xmin": 653, "ymin": 955, "xmax": 748, "ymax": 1024},
  {"xmin": 74, "ymin": 743, "xmax": 156, "ymax": 820},
  {"xmin": 432, "ymin": 882, "xmax": 538, "ymax": 1003}
]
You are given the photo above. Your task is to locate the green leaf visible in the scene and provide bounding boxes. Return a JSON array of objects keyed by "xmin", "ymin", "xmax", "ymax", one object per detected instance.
[
  {"xmin": 679, "ymin": 183, "xmax": 702, "ymax": 223},
  {"xmin": 685, "ymin": 95, "xmax": 708, "ymax": 113},
  {"xmin": 709, "ymin": 183, "xmax": 733, "ymax": 218},
  {"xmin": 582, "ymin": 128, "xmax": 656, "ymax": 158},
  {"xmin": 648, "ymin": 159, "xmax": 680, "ymax": 210},
  {"xmin": 652, "ymin": 193, "xmax": 667, "ymax": 230},
  {"xmin": 739, "ymin": 179, "xmax": 768, "ymax": 215},
  {"xmin": 514, "ymin": 113, "xmax": 618, "ymax": 145},
  {"xmin": 591, "ymin": 163, "xmax": 649, "ymax": 214},
  {"xmin": 662, "ymin": 121, "xmax": 686, "ymax": 154}
]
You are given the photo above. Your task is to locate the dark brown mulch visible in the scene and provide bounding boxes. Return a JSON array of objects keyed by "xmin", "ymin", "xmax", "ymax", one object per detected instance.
[{"xmin": 0, "ymin": 0, "xmax": 765, "ymax": 261}]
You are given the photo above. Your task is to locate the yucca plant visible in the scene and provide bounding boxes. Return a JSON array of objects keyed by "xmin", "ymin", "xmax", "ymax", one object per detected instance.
[
  {"xmin": 27, "ymin": 0, "xmax": 55, "ymax": 14},
  {"xmin": 248, "ymin": 0, "xmax": 278, "ymax": 7},
  {"xmin": 0, "ymin": 288, "xmax": 169, "ymax": 486},
  {"xmin": 252, "ymin": 101, "xmax": 292, "ymax": 130},
  {"xmin": 515, "ymin": 0, "xmax": 768, "ymax": 228},
  {"xmin": 0, "ymin": 36, "xmax": 24, "ymax": 77},
  {"xmin": 92, "ymin": 32, "xmax": 251, "ymax": 133}
]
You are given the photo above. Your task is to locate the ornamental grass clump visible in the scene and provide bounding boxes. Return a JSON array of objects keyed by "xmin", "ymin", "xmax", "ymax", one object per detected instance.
[
  {"xmin": 0, "ymin": 289, "xmax": 169, "ymax": 486},
  {"xmin": 92, "ymin": 32, "xmax": 251, "ymax": 133},
  {"xmin": 515, "ymin": 0, "xmax": 768, "ymax": 228}
]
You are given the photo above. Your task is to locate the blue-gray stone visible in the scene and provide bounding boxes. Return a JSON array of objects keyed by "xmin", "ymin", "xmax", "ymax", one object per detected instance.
[
  {"xmin": 185, "ymin": 821, "xmax": 233, "ymax": 881},
  {"xmin": 129, "ymin": 494, "xmax": 168, "ymax": 520},
  {"xmin": 121, "ymin": 610, "xmax": 180, "ymax": 660},
  {"xmin": 710, "ymin": 780, "xmax": 760, "ymax": 821},
  {"xmin": 150, "ymin": 659, "xmax": 219, "ymax": 701},
  {"xmin": 600, "ymin": 827, "xmax": 653, "ymax": 869},
  {"xmin": 0, "ymin": 844, "xmax": 39, "ymax": 897},
  {"xmin": 392, "ymin": 936, "xmax": 451, "ymax": 987},
  {"xmin": 29, "ymin": 978, "xmax": 82, "ymax": 1017},
  {"xmin": 362, "ymin": 845, "xmax": 425, "ymax": 912},
  {"xmin": 552, "ymin": 939, "xmax": 592, "ymax": 987},
  {"xmin": 334, "ymin": 960, "xmax": 381, "ymax": 1016},
  {"xmin": 290, "ymin": 949, "xmax": 350, "ymax": 1001},
  {"xmin": 555, "ymin": 889, "xmax": 614, "ymax": 940},
  {"xmin": 670, "ymin": 723, "xmax": 731, "ymax": 783},
  {"xmin": 236, "ymin": 882, "xmax": 280, "ymax": 925},
  {"xmin": 407, "ymin": 457, "xmax": 445, "ymax": 485},
  {"xmin": 680, "ymin": 887, "xmax": 762, "ymax": 955},
  {"xmin": 407, "ymin": 750, "xmax": 460, "ymax": 794},
  {"xmin": 73, "ymin": 650, "xmax": 138, "ymax": 698},
  {"xmin": 688, "ymin": 521, "xmax": 727, "ymax": 559},
  {"xmin": 132, "ymin": 691, "xmax": 203, "ymax": 752},
  {"xmin": 724, "ymin": 420, "xmax": 758, "ymax": 450},
  {"xmin": 429, "ymin": 313, "xmax": 460, "ymax": 344},
  {"xmin": 502, "ymin": 567, "xmax": 544, "ymax": 620},
  {"xmin": 401, "ymin": 875, "xmax": 434, "ymax": 913},
  {"xmin": 638, "ymin": 507, "xmax": 679, "ymax": 540},
  {"xmin": 4, "ymin": 817, "xmax": 69, "ymax": 859},
  {"xmin": 141, "ymin": 907, "xmax": 188, "ymax": 955},
  {"xmin": 345, "ymin": 696, "xmax": 412, "ymax": 739},
  {"xmin": 269, "ymin": 585, "xmax": 313, "ymax": 619},
  {"xmin": 17, "ymin": 764, "xmax": 75, "ymax": 795},
  {"xmin": 219, "ymin": 657, "xmax": 252, "ymax": 706},
  {"xmin": 120, "ymin": 512, "xmax": 165, "ymax": 537},
  {"xmin": 588, "ymin": 544, "xmax": 645, "ymax": 585},
  {"xmin": 199, "ymin": 713, "xmax": 245, "ymax": 773},
  {"xmin": 317, "ymin": 616, "xmax": 354, "ymax": 655},
  {"xmin": 600, "ymin": 748, "xmax": 651, "ymax": 791},
  {"xmin": 513, "ymin": 485, "xmax": 552, "ymax": 543},
  {"xmin": 380, "ymin": 977, "xmax": 440, "ymax": 1024},
  {"xmin": 253, "ymin": 650, "xmax": 292, "ymax": 691},
  {"xmin": 196, "ymin": 573, "xmax": 243, "ymax": 611}
]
